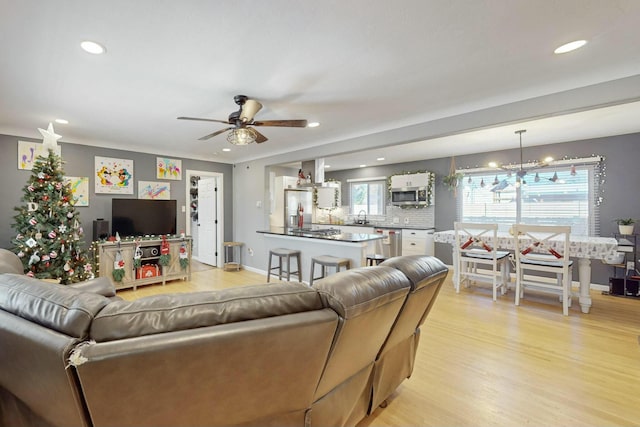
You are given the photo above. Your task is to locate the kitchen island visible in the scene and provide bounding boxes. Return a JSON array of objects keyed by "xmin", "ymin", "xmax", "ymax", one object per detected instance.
[{"xmin": 256, "ymin": 226, "xmax": 383, "ymax": 283}]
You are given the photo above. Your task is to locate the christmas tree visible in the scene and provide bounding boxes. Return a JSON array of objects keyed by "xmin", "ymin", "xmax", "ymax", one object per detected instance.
[{"xmin": 11, "ymin": 126, "xmax": 93, "ymax": 284}]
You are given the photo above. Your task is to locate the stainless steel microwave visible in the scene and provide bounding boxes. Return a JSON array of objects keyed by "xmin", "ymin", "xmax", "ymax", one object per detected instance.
[{"xmin": 391, "ymin": 187, "xmax": 428, "ymax": 206}]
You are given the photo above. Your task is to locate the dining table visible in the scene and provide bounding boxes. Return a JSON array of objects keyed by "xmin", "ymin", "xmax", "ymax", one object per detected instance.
[{"xmin": 433, "ymin": 229, "xmax": 619, "ymax": 313}]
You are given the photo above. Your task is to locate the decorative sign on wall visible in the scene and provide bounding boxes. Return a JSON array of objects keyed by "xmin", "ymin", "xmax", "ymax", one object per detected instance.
[
  {"xmin": 63, "ymin": 176, "xmax": 90, "ymax": 206},
  {"xmin": 156, "ymin": 157, "xmax": 182, "ymax": 180},
  {"xmin": 138, "ymin": 181, "xmax": 170, "ymax": 200},
  {"xmin": 95, "ymin": 156, "xmax": 134, "ymax": 194},
  {"xmin": 17, "ymin": 141, "xmax": 61, "ymax": 170}
]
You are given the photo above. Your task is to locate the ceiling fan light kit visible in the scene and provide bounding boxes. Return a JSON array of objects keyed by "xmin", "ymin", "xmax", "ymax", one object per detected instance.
[
  {"xmin": 227, "ymin": 128, "xmax": 257, "ymax": 145},
  {"xmin": 178, "ymin": 95, "xmax": 308, "ymax": 146}
]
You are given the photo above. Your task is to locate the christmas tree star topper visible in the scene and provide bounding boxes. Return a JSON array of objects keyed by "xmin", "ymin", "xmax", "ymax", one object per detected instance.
[{"xmin": 38, "ymin": 122, "xmax": 62, "ymax": 150}]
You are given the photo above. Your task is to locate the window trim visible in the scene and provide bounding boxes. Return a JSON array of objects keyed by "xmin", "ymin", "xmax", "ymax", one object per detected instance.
[{"xmin": 347, "ymin": 177, "xmax": 387, "ymax": 216}]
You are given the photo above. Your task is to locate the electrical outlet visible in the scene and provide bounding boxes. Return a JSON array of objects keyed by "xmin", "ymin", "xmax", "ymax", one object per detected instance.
[
  {"xmin": 404, "ymin": 217, "xmax": 410, "ymax": 224},
  {"xmin": 248, "ymin": 248, "xmax": 254, "ymax": 256},
  {"xmin": 393, "ymin": 217, "xmax": 399, "ymax": 224}
]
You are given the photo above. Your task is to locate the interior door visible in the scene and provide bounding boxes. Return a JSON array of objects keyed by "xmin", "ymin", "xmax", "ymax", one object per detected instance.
[{"xmin": 197, "ymin": 177, "xmax": 218, "ymax": 266}]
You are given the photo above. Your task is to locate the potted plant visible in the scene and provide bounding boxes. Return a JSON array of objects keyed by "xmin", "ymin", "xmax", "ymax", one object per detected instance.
[
  {"xmin": 614, "ymin": 218, "xmax": 635, "ymax": 235},
  {"xmin": 442, "ymin": 172, "xmax": 464, "ymax": 194}
]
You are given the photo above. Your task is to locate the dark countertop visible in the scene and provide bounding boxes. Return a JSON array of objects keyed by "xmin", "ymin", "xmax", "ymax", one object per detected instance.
[
  {"xmin": 257, "ymin": 227, "xmax": 383, "ymax": 243},
  {"xmin": 313, "ymin": 223, "xmax": 434, "ymax": 231}
]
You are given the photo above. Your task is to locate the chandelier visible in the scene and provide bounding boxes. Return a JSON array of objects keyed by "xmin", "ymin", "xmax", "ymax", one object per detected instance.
[
  {"xmin": 489, "ymin": 129, "xmax": 553, "ymax": 185},
  {"xmin": 227, "ymin": 127, "xmax": 257, "ymax": 145}
]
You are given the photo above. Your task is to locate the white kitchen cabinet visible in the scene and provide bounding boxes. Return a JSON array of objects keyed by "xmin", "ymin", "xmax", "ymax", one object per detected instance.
[
  {"xmin": 390, "ymin": 172, "xmax": 430, "ymax": 188},
  {"xmin": 315, "ymin": 185, "xmax": 341, "ymax": 209},
  {"xmin": 401, "ymin": 229, "xmax": 434, "ymax": 256}
]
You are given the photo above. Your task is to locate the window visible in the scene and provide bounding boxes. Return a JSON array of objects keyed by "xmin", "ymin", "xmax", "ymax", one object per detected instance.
[
  {"xmin": 349, "ymin": 179, "xmax": 386, "ymax": 216},
  {"xmin": 459, "ymin": 161, "xmax": 601, "ymax": 236}
]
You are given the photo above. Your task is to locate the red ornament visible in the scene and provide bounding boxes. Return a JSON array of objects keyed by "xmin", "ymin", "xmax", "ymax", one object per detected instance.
[
  {"xmin": 161, "ymin": 235, "xmax": 170, "ymax": 255},
  {"xmin": 43, "ymin": 195, "xmax": 49, "ymax": 201}
]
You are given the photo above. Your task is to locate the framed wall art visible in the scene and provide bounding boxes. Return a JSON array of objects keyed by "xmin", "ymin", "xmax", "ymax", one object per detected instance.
[
  {"xmin": 157, "ymin": 157, "xmax": 182, "ymax": 180},
  {"xmin": 138, "ymin": 181, "xmax": 170, "ymax": 200},
  {"xmin": 18, "ymin": 140, "xmax": 61, "ymax": 170},
  {"xmin": 63, "ymin": 176, "xmax": 90, "ymax": 206},
  {"xmin": 95, "ymin": 156, "xmax": 134, "ymax": 194}
]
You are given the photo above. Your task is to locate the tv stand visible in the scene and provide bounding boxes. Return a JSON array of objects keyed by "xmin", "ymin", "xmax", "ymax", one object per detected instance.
[{"xmin": 96, "ymin": 236, "xmax": 192, "ymax": 290}]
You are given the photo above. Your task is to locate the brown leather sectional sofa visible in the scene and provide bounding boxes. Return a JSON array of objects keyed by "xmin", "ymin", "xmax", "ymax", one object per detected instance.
[{"xmin": 0, "ymin": 250, "xmax": 448, "ymax": 427}]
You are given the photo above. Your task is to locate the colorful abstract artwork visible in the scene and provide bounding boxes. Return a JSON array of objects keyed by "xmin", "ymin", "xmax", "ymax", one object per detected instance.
[
  {"xmin": 95, "ymin": 156, "xmax": 134, "ymax": 194},
  {"xmin": 156, "ymin": 157, "xmax": 182, "ymax": 180},
  {"xmin": 138, "ymin": 181, "xmax": 170, "ymax": 200},
  {"xmin": 18, "ymin": 140, "xmax": 62, "ymax": 170},
  {"xmin": 63, "ymin": 176, "xmax": 90, "ymax": 206}
]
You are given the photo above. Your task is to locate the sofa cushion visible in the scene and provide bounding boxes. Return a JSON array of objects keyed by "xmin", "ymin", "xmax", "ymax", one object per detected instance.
[
  {"xmin": 381, "ymin": 255, "xmax": 449, "ymax": 291},
  {"xmin": 313, "ymin": 266, "xmax": 410, "ymax": 319},
  {"xmin": 0, "ymin": 274, "xmax": 111, "ymax": 339},
  {"xmin": 0, "ymin": 248, "xmax": 24, "ymax": 275},
  {"xmin": 90, "ymin": 282, "xmax": 324, "ymax": 342}
]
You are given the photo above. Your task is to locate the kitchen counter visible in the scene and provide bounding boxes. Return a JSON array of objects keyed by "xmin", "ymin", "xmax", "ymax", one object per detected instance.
[
  {"xmin": 258, "ymin": 226, "xmax": 383, "ymax": 243},
  {"xmin": 256, "ymin": 227, "xmax": 383, "ymax": 282},
  {"xmin": 312, "ymin": 223, "xmax": 434, "ymax": 231}
]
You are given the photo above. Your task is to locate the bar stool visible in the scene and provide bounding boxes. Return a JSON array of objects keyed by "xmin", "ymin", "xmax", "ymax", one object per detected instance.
[
  {"xmin": 223, "ymin": 242, "xmax": 243, "ymax": 271},
  {"xmin": 366, "ymin": 254, "xmax": 387, "ymax": 266},
  {"xmin": 309, "ymin": 255, "xmax": 351, "ymax": 286},
  {"xmin": 267, "ymin": 248, "xmax": 302, "ymax": 282}
]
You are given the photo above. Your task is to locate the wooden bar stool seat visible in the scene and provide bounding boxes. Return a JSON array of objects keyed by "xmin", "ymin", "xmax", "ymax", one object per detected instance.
[
  {"xmin": 309, "ymin": 255, "xmax": 351, "ymax": 286},
  {"xmin": 267, "ymin": 248, "xmax": 302, "ymax": 282}
]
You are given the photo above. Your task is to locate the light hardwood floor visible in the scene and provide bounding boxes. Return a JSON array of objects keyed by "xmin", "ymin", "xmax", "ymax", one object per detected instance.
[{"xmin": 118, "ymin": 263, "xmax": 640, "ymax": 427}]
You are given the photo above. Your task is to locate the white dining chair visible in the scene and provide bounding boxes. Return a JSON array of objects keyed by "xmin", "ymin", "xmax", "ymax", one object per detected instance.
[
  {"xmin": 453, "ymin": 222, "xmax": 510, "ymax": 301},
  {"xmin": 513, "ymin": 224, "xmax": 573, "ymax": 315}
]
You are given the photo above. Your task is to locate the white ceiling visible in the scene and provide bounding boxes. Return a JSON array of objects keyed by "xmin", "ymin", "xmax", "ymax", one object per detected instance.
[{"xmin": 1, "ymin": 1, "xmax": 640, "ymax": 170}]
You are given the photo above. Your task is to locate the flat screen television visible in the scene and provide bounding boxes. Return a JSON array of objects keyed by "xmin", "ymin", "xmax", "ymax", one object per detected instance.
[{"xmin": 112, "ymin": 199, "xmax": 177, "ymax": 237}]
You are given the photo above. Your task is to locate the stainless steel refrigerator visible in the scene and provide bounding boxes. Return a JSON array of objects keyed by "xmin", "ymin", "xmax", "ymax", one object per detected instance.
[{"xmin": 284, "ymin": 188, "xmax": 313, "ymax": 229}]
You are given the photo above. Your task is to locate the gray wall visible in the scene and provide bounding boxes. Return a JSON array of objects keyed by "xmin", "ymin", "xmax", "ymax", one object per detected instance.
[{"xmin": 0, "ymin": 133, "xmax": 233, "ymax": 249}]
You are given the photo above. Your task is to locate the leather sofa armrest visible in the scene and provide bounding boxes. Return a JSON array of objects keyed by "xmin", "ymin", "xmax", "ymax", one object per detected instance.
[{"xmin": 69, "ymin": 277, "xmax": 117, "ymax": 298}]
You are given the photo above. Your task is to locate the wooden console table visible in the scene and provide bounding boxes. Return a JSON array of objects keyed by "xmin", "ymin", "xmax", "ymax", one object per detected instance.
[{"xmin": 96, "ymin": 236, "xmax": 192, "ymax": 290}]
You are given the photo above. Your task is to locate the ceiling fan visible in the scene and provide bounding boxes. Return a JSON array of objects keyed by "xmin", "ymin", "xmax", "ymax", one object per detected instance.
[{"xmin": 177, "ymin": 95, "xmax": 308, "ymax": 145}]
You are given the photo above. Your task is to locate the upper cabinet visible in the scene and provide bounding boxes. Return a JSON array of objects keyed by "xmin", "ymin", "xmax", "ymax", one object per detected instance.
[{"xmin": 390, "ymin": 172, "xmax": 431, "ymax": 188}]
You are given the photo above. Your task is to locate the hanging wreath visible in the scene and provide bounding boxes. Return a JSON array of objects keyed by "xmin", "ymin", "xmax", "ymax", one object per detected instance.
[
  {"xmin": 112, "ymin": 250, "xmax": 125, "ymax": 282},
  {"xmin": 179, "ymin": 240, "xmax": 189, "ymax": 270},
  {"xmin": 158, "ymin": 235, "xmax": 171, "ymax": 266},
  {"xmin": 133, "ymin": 240, "xmax": 143, "ymax": 268}
]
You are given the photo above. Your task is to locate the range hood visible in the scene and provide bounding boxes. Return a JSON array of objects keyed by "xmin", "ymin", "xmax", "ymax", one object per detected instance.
[{"xmin": 300, "ymin": 158, "xmax": 330, "ymax": 187}]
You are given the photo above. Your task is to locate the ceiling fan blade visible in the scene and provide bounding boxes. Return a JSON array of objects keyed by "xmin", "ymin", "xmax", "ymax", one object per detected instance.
[
  {"xmin": 252, "ymin": 119, "xmax": 308, "ymax": 128},
  {"xmin": 178, "ymin": 116, "xmax": 230, "ymax": 124},
  {"xmin": 252, "ymin": 128, "xmax": 268, "ymax": 143},
  {"xmin": 198, "ymin": 127, "xmax": 233, "ymax": 141}
]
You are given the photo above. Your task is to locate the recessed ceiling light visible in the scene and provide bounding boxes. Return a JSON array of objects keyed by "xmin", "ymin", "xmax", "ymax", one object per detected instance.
[
  {"xmin": 554, "ymin": 40, "xmax": 587, "ymax": 54},
  {"xmin": 54, "ymin": 118, "xmax": 69, "ymax": 124},
  {"xmin": 376, "ymin": 157, "xmax": 385, "ymax": 161},
  {"xmin": 222, "ymin": 148, "xmax": 231, "ymax": 152},
  {"xmin": 80, "ymin": 40, "xmax": 106, "ymax": 55},
  {"xmin": 307, "ymin": 122, "xmax": 320, "ymax": 128},
  {"xmin": 359, "ymin": 164, "xmax": 366, "ymax": 168}
]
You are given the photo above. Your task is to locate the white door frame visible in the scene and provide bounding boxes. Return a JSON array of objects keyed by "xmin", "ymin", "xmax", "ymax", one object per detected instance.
[{"xmin": 185, "ymin": 170, "xmax": 224, "ymax": 268}]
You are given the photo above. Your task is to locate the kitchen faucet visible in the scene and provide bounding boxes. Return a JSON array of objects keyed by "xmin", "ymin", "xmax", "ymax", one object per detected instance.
[{"xmin": 357, "ymin": 210, "xmax": 367, "ymax": 224}]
